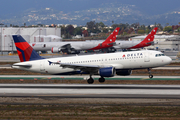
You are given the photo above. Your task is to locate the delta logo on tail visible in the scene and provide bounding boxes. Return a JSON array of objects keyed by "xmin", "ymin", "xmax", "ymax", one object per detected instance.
[
  {"xmin": 129, "ymin": 27, "xmax": 158, "ymax": 49},
  {"xmin": 90, "ymin": 27, "xmax": 120, "ymax": 50},
  {"xmin": 12, "ymin": 35, "xmax": 44, "ymax": 62}
]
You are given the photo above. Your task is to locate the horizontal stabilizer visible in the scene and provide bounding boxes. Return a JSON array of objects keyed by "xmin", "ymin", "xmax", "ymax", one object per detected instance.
[
  {"xmin": 12, "ymin": 63, "xmax": 32, "ymax": 68},
  {"xmin": 108, "ymin": 42, "xmax": 116, "ymax": 46},
  {"xmin": 146, "ymin": 41, "xmax": 154, "ymax": 45}
]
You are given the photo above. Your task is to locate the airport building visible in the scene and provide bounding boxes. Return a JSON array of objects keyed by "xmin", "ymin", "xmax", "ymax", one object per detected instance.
[
  {"xmin": 0, "ymin": 27, "xmax": 61, "ymax": 53},
  {"xmin": 129, "ymin": 35, "xmax": 180, "ymax": 51}
]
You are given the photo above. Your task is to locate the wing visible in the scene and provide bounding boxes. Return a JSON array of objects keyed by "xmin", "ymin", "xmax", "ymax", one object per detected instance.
[
  {"xmin": 60, "ymin": 44, "xmax": 71, "ymax": 50},
  {"xmin": 146, "ymin": 41, "xmax": 154, "ymax": 45},
  {"xmin": 48, "ymin": 61, "xmax": 107, "ymax": 73},
  {"xmin": 60, "ymin": 43, "xmax": 81, "ymax": 51},
  {"xmin": 60, "ymin": 63, "xmax": 100, "ymax": 73}
]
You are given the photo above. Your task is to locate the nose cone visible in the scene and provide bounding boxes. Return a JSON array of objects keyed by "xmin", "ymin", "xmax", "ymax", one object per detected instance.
[{"xmin": 164, "ymin": 56, "xmax": 172, "ymax": 65}]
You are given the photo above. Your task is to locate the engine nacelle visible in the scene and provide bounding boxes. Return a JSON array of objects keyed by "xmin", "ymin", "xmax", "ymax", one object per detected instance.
[
  {"xmin": 116, "ymin": 70, "xmax": 132, "ymax": 76},
  {"xmin": 99, "ymin": 67, "xmax": 115, "ymax": 77},
  {"xmin": 51, "ymin": 47, "xmax": 61, "ymax": 53}
]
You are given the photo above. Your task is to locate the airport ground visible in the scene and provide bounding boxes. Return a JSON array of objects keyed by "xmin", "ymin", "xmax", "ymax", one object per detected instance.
[{"xmin": 1, "ymin": 62, "xmax": 180, "ymax": 119}]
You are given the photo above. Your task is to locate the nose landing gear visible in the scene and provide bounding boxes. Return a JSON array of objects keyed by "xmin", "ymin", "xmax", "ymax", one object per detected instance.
[{"xmin": 148, "ymin": 68, "xmax": 153, "ymax": 78}]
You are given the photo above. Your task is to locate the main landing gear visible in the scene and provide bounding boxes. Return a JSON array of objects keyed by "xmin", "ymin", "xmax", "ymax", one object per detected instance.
[
  {"xmin": 148, "ymin": 68, "xmax": 153, "ymax": 78},
  {"xmin": 99, "ymin": 77, "xmax": 105, "ymax": 83},
  {"xmin": 87, "ymin": 76, "xmax": 105, "ymax": 84},
  {"xmin": 87, "ymin": 76, "xmax": 94, "ymax": 84}
]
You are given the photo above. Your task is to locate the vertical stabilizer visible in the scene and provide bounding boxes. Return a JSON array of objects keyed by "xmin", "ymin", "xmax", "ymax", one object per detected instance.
[
  {"xmin": 89, "ymin": 27, "xmax": 120, "ymax": 50},
  {"xmin": 130, "ymin": 27, "xmax": 158, "ymax": 49},
  {"xmin": 141, "ymin": 27, "xmax": 158, "ymax": 44},
  {"xmin": 12, "ymin": 35, "xmax": 44, "ymax": 62},
  {"xmin": 102, "ymin": 27, "xmax": 120, "ymax": 45}
]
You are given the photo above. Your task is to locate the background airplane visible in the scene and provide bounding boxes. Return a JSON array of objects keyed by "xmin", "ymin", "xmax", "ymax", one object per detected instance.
[
  {"xmin": 30, "ymin": 27, "xmax": 157, "ymax": 54},
  {"xmin": 12, "ymin": 35, "xmax": 171, "ymax": 84},
  {"xmin": 30, "ymin": 27, "xmax": 120, "ymax": 54},
  {"xmin": 113, "ymin": 27, "xmax": 158, "ymax": 50}
]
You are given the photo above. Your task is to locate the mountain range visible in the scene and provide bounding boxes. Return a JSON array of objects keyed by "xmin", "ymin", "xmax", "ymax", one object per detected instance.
[{"xmin": 0, "ymin": 0, "xmax": 180, "ymax": 26}]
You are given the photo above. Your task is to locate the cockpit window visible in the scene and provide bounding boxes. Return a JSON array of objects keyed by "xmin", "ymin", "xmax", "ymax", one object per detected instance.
[{"xmin": 155, "ymin": 54, "xmax": 165, "ymax": 57}]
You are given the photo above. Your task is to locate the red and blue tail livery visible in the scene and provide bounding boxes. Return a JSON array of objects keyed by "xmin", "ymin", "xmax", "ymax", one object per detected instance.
[{"xmin": 12, "ymin": 35, "xmax": 44, "ymax": 62}]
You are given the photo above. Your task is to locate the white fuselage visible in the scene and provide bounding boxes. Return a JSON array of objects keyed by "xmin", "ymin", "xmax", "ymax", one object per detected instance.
[
  {"xmin": 114, "ymin": 40, "xmax": 141, "ymax": 49},
  {"xmin": 29, "ymin": 40, "xmax": 142, "ymax": 51},
  {"xmin": 30, "ymin": 41, "xmax": 104, "ymax": 51},
  {"xmin": 12, "ymin": 50, "xmax": 172, "ymax": 76}
]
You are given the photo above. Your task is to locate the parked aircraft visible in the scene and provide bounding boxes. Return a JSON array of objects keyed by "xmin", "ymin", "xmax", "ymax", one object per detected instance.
[
  {"xmin": 30, "ymin": 27, "xmax": 120, "ymax": 54},
  {"xmin": 30, "ymin": 27, "xmax": 157, "ymax": 54},
  {"xmin": 113, "ymin": 27, "xmax": 158, "ymax": 49},
  {"xmin": 12, "ymin": 35, "xmax": 171, "ymax": 84}
]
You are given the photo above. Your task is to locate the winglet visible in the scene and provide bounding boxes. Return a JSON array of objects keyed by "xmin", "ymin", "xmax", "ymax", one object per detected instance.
[{"xmin": 12, "ymin": 35, "xmax": 44, "ymax": 62}]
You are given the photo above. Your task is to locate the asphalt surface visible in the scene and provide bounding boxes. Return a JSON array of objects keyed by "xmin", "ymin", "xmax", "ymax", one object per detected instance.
[{"xmin": 0, "ymin": 84, "xmax": 180, "ymax": 99}]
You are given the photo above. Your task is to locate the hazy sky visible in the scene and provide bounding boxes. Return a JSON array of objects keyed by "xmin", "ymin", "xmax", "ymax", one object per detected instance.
[{"xmin": 0, "ymin": 0, "xmax": 180, "ymax": 17}]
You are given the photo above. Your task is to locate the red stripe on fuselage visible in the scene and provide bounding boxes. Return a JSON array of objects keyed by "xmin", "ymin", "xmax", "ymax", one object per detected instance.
[{"xmin": 89, "ymin": 44, "xmax": 113, "ymax": 50}]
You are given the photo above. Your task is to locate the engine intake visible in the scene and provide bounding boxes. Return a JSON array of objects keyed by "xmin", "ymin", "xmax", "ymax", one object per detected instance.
[
  {"xmin": 116, "ymin": 70, "xmax": 132, "ymax": 76},
  {"xmin": 99, "ymin": 67, "xmax": 115, "ymax": 77}
]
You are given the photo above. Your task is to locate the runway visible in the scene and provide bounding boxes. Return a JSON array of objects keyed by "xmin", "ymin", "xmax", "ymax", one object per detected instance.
[
  {"xmin": 0, "ymin": 75, "xmax": 180, "ymax": 80},
  {"xmin": 0, "ymin": 84, "xmax": 180, "ymax": 99}
]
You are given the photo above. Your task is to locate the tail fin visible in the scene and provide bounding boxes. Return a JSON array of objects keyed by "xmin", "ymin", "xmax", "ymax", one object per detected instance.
[
  {"xmin": 102, "ymin": 27, "xmax": 120, "ymax": 45},
  {"xmin": 129, "ymin": 27, "xmax": 158, "ymax": 49},
  {"xmin": 12, "ymin": 35, "xmax": 44, "ymax": 62},
  {"xmin": 141, "ymin": 27, "xmax": 158, "ymax": 45}
]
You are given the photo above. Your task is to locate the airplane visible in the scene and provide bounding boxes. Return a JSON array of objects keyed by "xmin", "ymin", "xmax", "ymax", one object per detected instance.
[
  {"xmin": 12, "ymin": 35, "xmax": 172, "ymax": 84},
  {"xmin": 29, "ymin": 27, "xmax": 120, "ymax": 54},
  {"xmin": 113, "ymin": 27, "xmax": 158, "ymax": 49},
  {"xmin": 30, "ymin": 27, "xmax": 158, "ymax": 54}
]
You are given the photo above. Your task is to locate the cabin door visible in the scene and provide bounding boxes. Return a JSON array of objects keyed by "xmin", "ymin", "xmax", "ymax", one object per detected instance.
[
  {"xmin": 40, "ymin": 61, "xmax": 45, "ymax": 71},
  {"xmin": 144, "ymin": 52, "xmax": 150, "ymax": 62}
]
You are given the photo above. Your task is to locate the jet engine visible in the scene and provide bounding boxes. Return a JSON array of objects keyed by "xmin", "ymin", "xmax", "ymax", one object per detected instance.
[
  {"xmin": 51, "ymin": 47, "xmax": 61, "ymax": 53},
  {"xmin": 99, "ymin": 67, "xmax": 115, "ymax": 77},
  {"xmin": 116, "ymin": 70, "xmax": 132, "ymax": 76}
]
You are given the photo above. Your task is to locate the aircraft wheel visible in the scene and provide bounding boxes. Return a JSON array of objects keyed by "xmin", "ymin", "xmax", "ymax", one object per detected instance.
[
  {"xmin": 99, "ymin": 77, "xmax": 105, "ymax": 83},
  {"xmin": 149, "ymin": 74, "xmax": 153, "ymax": 79},
  {"xmin": 87, "ymin": 78, "xmax": 94, "ymax": 84}
]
